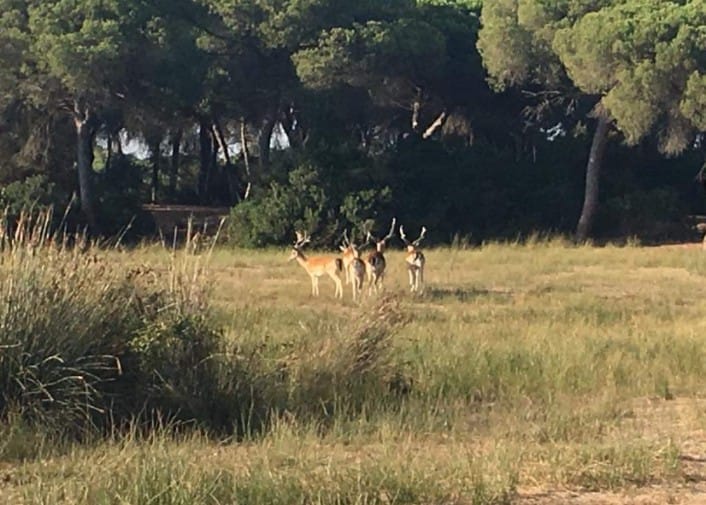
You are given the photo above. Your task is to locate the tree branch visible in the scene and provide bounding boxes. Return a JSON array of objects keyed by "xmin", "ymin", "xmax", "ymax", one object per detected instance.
[{"xmin": 422, "ymin": 111, "xmax": 447, "ymax": 139}]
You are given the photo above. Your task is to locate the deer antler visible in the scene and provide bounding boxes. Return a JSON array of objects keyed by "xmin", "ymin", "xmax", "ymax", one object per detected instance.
[
  {"xmin": 342, "ymin": 228, "xmax": 352, "ymax": 247},
  {"xmin": 294, "ymin": 230, "xmax": 311, "ymax": 248},
  {"xmin": 399, "ymin": 225, "xmax": 409, "ymax": 245},
  {"xmin": 413, "ymin": 226, "xmax": 427, "ymax": 247},
  {"xmin": 383, "ymin": 217, "xmax": 396, "ymax": 242},
  {"xmin": 341, "ymin": 228, "xmax": 359, "ymax": 252}
]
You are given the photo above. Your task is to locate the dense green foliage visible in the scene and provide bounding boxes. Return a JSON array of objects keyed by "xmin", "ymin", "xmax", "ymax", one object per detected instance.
[{"xmin": 0, "ymin": 0, "xmax": 704, "ymax": 242}]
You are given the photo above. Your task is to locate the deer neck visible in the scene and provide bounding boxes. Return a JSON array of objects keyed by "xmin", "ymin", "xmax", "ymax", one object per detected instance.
[{"xmin": 295, "ymin": 251, "xmax": 309, "ymax": 268}]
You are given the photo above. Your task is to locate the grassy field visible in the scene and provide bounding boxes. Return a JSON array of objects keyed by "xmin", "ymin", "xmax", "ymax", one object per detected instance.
[{"xmin": 4, "ymin": 237, "xmax": 706, "ymax": 503}]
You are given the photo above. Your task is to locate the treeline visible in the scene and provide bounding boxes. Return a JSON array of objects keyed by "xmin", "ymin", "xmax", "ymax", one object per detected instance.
[{"xmin": 0, "ymin": 0, "xmax": 704, "ymax": 244}]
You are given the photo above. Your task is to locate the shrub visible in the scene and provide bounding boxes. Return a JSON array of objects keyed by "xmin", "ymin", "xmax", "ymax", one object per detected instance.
[
  {"xmin": 228, "ymin": 160, "xmax": 393, "ymax": 247},
  {"xmin": 0, "ymin": 212, "xmax": 253, "ymax": 436},
  {"xmin": 120, "ymin": 311, "xmax": 260, "ymax": 434},
  {"xmin": 0, "ymin": 174, "xmax": 64, "ymax": 220},
  {"xmin": 339, "ymin": 187, "xmax": 393, "ymax": 235},
  {"xmin": 228, "ymin": 164, "xmax": 329, "ymax": 247}
]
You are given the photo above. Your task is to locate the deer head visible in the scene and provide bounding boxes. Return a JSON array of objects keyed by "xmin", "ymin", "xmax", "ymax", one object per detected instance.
[
  {"xmin": 400, "ymin": 225, "xmax": 427, "ymax": 252},
  {"xmin": 366, "ymin": 218, "xmax": 396, "ymax": 253},
  {"xmin": 289, "ymin": 230, "xmax": 311, "ymax": 261}
]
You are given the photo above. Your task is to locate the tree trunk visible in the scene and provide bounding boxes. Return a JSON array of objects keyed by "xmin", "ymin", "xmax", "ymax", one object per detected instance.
[
  {"xmin": 422, "ymin": 111, "xmax": 447, "ymax": 139},
  {"xmin": 169, "ymin": 129, "xmax": 181, "ymax": 200},
  {"xmin": 198, "ymin": 120, "xmax": 212, "ymax": 202},
  {"xmin": 114, "ymin": 133, "xmax": 123, "ymax": 156},
  {"xmin": 411, "ymin": 100, "xmax": 421, "ymax": 132},
  {"xmin": 213, "ymin": 121, "xmax": 231, "ymax": 166},
  {"xmin": 211, "ymin": 126, "xmax": 219, "ymax": 175},
  {"xmin": 575, "ymin": 114, "xmax": 610, "ymax": 241},
  {"xmin": 213, "ymin": 120, "xmax": 239, "ymax": 204},
  {"xmin": 257, "ymin": 115, "xmax": 275, "ymax": 170},
  {"xmin": 240, "ymin": 119, "xmax": 251, "ymax": 178},
  {"xmin": 105, "ymin": 133, "xmax": 112, "ymax": 173},
  {"xmin": 239, "ymin": 120, "xmax": 253, "ymax": 200},
  {"xmin": 150, "ymin": 139, "xmax": 160, "ymax": 203},
  {"xmin": 74, "ymin": 106, "xmax": 98, "ymax": 232}
]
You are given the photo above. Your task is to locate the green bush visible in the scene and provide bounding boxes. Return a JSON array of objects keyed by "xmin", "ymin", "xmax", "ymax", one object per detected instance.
[
  {"xmin": 228, "ymin": 164, "xmax": 328, "ymax": 247},
  {"xmin": 0, "ymin": 174, "xmax": 63, "ymax": 219},
  {"xmin": 121, "ymin": 312, "xmax": 260, "ymax": 434},
  {"xmin": 228, "ymin": 158, "xmax": 395, "ymax": 247},
  {"xmin": 0, "ymin": 213, "xmax": 253, "ymax": 436},
  {"xmin": 339, "ymin": 187, "xmax": 393, "ymax": 235}
]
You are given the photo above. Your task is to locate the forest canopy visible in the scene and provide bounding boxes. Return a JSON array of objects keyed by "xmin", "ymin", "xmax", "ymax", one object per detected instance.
[{"xmin": 0, "ymin": 0, "xmax": 704, "ymax": 244}]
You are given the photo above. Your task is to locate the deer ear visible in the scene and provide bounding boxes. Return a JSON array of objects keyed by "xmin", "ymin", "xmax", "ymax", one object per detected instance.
[{"xmin": 339, "ymin": 245, "xmax": 345, "ymax": 252}]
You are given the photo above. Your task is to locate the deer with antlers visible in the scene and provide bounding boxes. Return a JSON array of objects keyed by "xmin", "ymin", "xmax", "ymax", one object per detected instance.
[
  {"xmin": 365, "ymin": 218, "xmax": 396, "ymax": 294},
  {"xmin": 339, "ymin": 229, "xmax": 366, "ymax": 301},
  {"xmin": 400, "ymin": 225, "xmax": 426, "ymax": 294},
  {"xmin": 339, "ymin": 229, "xmax": 357, "ymax": 285},
  {"xmin": 289, "ymin": 231, "xmax": 343, "ymax": 299}
]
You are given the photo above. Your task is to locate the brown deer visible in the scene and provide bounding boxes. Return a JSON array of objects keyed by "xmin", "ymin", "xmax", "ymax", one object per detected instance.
[
  {"xmin": 365, "ymin": 218, "xmax": 396, "ymax": 294},
  {"xmin": 339, "ymin": 229, "xmax": 357, "ymax": 285},
  {"xmin": 400, "ymin": 225, "xmax": 426, "ymax": 294},
  {"xmin": 289, "ymin": 231, "xmax": 343, "ymax": 299},
  {"xmin": 339, "ymin": 229, "xmax": 366, "ymax": 301}
]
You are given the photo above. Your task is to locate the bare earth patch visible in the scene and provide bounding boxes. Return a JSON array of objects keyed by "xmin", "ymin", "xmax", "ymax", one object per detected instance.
[{"xmin": 518, "ymin": 484, "xmax": 706, "ymax": 505}]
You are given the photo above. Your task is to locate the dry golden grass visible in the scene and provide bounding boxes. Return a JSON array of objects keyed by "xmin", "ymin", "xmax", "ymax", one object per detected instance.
[{"xmin": 5, "ymin": 238, "xmax": 706, "ymax": 503}]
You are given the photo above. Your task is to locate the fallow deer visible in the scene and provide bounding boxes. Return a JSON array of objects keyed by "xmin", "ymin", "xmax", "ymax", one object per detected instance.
[
  {"xmin": 400, "ymin": 225, "xmax": 426, "ymax": 294},
  {"xmin": 365, "ymin": 218, "xmax": 396, "ymax": 294},
  {"xmin": 339, "ymin": 229, "xmax": 366, "ymax": 301},
  {"xmin": 289, "ymin": 231, "xmax": 343, "ymax": 299},
  {"xmin": 339, "ymin": 229, "xmax": 357, "ymax": 285}
]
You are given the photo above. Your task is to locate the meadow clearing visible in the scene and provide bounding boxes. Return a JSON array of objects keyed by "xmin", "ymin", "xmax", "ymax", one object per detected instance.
[{"xmin": 4, "ymin": 230, "xmax": 706, "ymax": 504}]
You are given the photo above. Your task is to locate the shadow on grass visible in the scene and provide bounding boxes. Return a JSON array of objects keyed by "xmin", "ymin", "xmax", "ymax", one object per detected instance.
[{"xmin": 421, "ymin": 286, "xmax": 513, "ymax": 303}]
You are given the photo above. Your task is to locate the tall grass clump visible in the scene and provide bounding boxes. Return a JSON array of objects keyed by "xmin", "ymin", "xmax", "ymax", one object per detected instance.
[
  {"xmin": 274, "ymin": 296, "xmax": 409, "ymax": 424},
  {"xmin": 0, "ymin": 211, "xmax": 250, "ymax": 438}
]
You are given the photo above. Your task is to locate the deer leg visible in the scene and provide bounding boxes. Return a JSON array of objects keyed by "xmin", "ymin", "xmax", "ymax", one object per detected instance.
[{"xmin": 328, "ymin": 271, "xmax": 342, "ymax": 299}]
